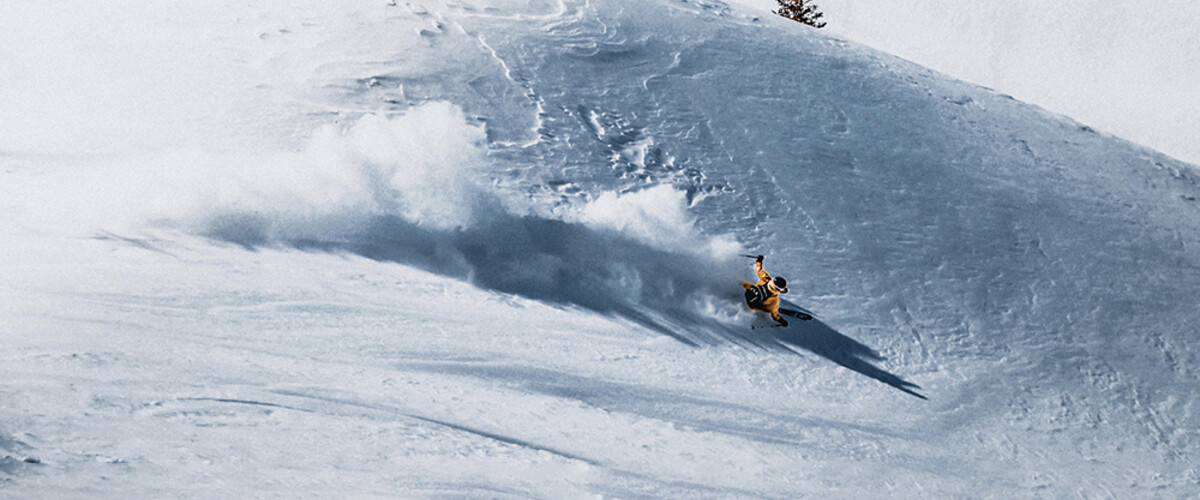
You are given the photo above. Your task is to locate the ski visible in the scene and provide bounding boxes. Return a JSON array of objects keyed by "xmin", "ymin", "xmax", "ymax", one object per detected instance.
[{"xmin": 779, "ymin": 308, "xmax": 813, "ymax": 321}]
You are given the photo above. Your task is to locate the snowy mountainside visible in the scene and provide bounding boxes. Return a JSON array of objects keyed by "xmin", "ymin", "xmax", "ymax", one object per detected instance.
[
  {"xmin": 3, "ymin": 0, "xmax": 1200, "ymax": 497},
  {"xmin": 816, "ymin": 0, "xmax": 1200, "ymax": 167}
]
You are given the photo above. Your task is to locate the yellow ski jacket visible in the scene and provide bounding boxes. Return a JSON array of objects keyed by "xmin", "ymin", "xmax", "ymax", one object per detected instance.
[{"xmin": 742, "ymin": 260, "xmax": 784, "ymax": 322}]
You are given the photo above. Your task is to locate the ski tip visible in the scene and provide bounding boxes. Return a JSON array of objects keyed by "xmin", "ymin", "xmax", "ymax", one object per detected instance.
[{"xmin": 779, "ymin": 308, "xmax": 815, "ymax": 321}]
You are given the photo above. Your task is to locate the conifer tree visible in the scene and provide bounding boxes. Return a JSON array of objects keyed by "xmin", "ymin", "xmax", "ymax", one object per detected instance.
[{"xmin": 774, "ymin": 0, "xmax": 826, "ymax": 28}]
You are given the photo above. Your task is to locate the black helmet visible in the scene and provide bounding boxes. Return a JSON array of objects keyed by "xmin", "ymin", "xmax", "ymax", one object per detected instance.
[{"xmin": 770, "ymin": 276, "xmax": 788, "ymax": 294}]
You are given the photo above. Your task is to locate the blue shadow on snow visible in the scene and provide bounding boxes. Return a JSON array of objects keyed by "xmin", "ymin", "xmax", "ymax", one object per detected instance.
[{"xmin": 203, "ymin": 210, "xmax": 925, "ymax": 399}]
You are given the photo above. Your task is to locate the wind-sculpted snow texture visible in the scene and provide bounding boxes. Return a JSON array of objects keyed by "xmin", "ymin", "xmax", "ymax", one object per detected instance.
[{"xmin": 2, "ymin": 0, "xmax": 1199, "ymax": 497}]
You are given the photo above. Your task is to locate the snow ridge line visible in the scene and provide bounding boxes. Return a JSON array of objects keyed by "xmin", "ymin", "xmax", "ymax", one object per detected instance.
[
  {"xmin": 405, "ymin": 414, "xmax": 601, "ymax": 466},
  {"xmin": 205, "ymin": 389, "xmax": 604, "ymax": 467}
]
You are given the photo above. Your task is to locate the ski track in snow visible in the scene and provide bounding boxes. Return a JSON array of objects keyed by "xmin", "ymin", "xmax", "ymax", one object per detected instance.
[{"xmin": 3, "ymin": 0, "xmax": 1200, "ymax": 497}]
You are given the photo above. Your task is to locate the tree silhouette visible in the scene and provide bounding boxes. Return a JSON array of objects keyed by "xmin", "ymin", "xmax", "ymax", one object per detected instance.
[{"xmin": 774, "ymin": 0, "xmax": 826, "ymax": 28}]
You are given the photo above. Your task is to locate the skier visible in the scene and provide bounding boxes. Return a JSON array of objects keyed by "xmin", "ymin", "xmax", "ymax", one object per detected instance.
[{"xmin": 742, "ymin": 254, "xmax": 789, "ymax": 327}]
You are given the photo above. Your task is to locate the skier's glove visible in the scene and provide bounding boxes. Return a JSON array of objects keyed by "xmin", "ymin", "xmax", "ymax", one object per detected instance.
[{"xmin": 756, "ymin": 254, "xmax": 764, "ymax": 263}]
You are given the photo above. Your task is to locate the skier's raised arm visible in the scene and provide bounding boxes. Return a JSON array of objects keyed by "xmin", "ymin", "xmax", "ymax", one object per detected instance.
[{"xmin": 753, "ymin": 255, "xmax": 771, "ymax": 284}]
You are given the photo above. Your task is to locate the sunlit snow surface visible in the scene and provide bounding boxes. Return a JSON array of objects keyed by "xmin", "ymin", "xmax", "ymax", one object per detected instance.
[
  {"xmin": 816, "ymin": 0, "xmax": 1200, "ymax": 167},
  {"xmin": 3, "ymin": 0, "xmax": 1200, "ymax": 497}
]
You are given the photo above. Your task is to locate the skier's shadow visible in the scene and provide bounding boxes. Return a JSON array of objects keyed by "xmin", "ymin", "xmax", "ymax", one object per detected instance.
[
  {"xmin": 205, "ymin": 211, "xmax": 924, "ymax": 399},
  {"xmin": 743, "ymin": 304, "xmax": 927, "ymax": 400}
]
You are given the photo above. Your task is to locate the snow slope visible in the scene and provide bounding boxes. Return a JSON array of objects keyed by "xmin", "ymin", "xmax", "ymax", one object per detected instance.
[
  {"xmin": 815, "ymin": 0, "xmax": 1200, "ymax": 166},
  {"xmin": 3, "ymin": 0, "xmax": 1199, "ymax": 497}
]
